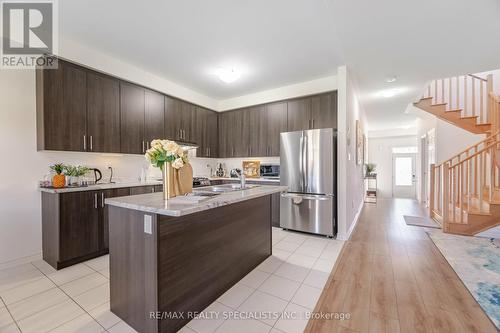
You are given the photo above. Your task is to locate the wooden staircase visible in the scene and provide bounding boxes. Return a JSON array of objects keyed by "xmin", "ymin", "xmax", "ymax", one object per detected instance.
[{"xmin": 416, "ymin": 73, "xmax": 500, "ymax": 235}]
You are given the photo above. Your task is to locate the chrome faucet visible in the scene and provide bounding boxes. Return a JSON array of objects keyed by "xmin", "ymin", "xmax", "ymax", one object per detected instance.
[{"xmin": 238, "ymin": 171, "xmax": 246, "ymax": 189}]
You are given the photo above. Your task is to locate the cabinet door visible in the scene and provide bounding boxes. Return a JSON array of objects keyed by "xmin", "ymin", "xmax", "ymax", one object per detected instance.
[
  {"xmin": 164, "ymin": 96, "xmax": 183, "ymax": 141},
  {"xmin": 266, "ymin": 102, "xmax": 287, "ymax": 156},
  {"xmin": 145, "ymin": 89, "xmax": 165, "ymax": 146},
  {"xmin": 181, "ymin": 101, "xmax": 197, "ymax": 143},
  {"xmin": 207, "ymin": 111, "xmax": 218, "ymax": 157},
  {"xmin": 41, "ymin": 60, "xmax": 87, "ymax": 151},
  {"xmin": 87, "ymin": 72, "xmax": 120, "ymax": 153},
  {"xmin": 195, "ymin": 107, "xmax": 208, "ymax": 157},
  {"xmin": 218, "ymin": 112, "xmax": 230, "ymax": 158},
  {"xmin": 59, "ymin": 191, "xmax": 99, "ymax": 261},
  {"xmin": 247, "ymin": 106, "xmax": 267, "ymax": 157},
  {"xmin": 287, "ymin": 97, "xmax": 311, "ymax": 132},
  {"xmin": 311, "ymin": 92, "xmax": 337, "ymax": 129},
  {"xmin": 101, "ymin": 187, "xmax": 130, "ymax": 251},
  {"xmin": 130, "ymin": 186, "xmax": 156, "ymax": 195},
  {"xmin": 232, "ymin": 109, "xmax": 250, "ymax": 157},
  {"xmin": 120, "ymin": 82, "xmax": 145, "ymax": 154}
]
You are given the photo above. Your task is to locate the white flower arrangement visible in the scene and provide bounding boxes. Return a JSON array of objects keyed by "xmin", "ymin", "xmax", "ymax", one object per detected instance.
[{"xmin": 145, "ymin": 139, "xmax": 188, "ymax": 170}]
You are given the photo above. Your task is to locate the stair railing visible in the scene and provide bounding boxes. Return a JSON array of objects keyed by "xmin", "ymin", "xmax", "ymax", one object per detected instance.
[
  {"xmin": 422, "ymin": 74, "xmax": 493, "ymax": 124},
  {"xmin": 430, "ymin": 131, "xmax": 500, "ymax": 226}
]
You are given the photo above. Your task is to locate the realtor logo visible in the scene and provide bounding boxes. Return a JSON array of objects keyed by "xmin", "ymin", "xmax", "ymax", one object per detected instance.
[{"xmin": 1, "ymin": 0, "xmax": 58, "ymax": 68}]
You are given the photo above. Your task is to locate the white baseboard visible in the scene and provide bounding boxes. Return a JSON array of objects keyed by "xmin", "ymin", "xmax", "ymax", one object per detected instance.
[
  {"xmin": 0, "ymin": 252, "xmax": 42, "ymax": 271},
  {"xmin": 337, "ymin": 200, "xmax": 364, "ymax": 241}
]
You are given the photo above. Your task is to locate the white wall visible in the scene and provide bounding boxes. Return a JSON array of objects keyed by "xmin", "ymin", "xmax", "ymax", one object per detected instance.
[
  {"xmin": 367, "ymin": 136, "xmax": 418, "ymax": 198},
  {"xmin": 336, "ymin": 66, "xmax": 366, "ymax": 240}
]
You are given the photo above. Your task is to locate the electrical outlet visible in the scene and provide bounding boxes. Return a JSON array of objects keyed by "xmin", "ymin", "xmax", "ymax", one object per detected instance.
[{"xmin": 144, "ymin": 215, "xmax": 152, "ymax": 234}]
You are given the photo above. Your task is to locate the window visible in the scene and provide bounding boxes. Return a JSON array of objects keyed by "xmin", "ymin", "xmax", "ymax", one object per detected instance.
[
  {"xmin": 394, "ymin": 157, "xmax": 413, "ymax": 186},
  {"xmin": 392, "ymin": 146, "xmax": 418, "ymax": 154}
]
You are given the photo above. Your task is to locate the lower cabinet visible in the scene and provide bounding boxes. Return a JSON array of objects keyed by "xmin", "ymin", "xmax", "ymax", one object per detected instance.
[
  {"xmin": 129, "ymin": 185, "xmax": 162, "ymax": 195},
  {"xmin": 42, "ymin": 187, "xmax": 137, "ymax": 269}
]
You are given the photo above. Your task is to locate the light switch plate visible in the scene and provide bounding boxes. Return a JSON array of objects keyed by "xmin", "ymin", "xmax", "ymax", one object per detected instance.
[{"xmin": 144, "ymin": 215, "xmax": 152, "ymax": 234}]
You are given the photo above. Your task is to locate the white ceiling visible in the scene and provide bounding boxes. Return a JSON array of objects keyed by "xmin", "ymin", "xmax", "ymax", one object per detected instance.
[{"xmin": 59, "ymin": 0, "xmax": 500, "ymax": 131}]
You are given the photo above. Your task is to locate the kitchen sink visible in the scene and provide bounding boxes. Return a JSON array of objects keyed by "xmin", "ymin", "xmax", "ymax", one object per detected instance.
[{"xmin": 195, "ymin": 184, "xmax": 260, "ymax": 193}]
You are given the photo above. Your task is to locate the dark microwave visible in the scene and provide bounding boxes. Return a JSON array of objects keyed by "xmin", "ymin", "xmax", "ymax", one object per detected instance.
[{"xmin": 260, "ymin": 164, "xmax": 280, "ymax": 178}]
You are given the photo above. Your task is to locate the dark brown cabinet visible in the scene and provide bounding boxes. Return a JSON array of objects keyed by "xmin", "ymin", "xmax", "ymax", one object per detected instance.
[
  {"xmin": 86, "ymin": 72, "xmax": 121, "ymax": 153},
  {"xmin": 42, "ymin": 184, "xmax": 163, "ymax": 270},
  {"xmin": 218, "ymin": 110, "xmax": 249, "ymax": 158},
  {"xmin": 196, "ymin": 107, "xmax": 218, "ymax": 157},
  {"xmin": 101, "ymin": 188, "xmax": 130, "ymax": 250},
  {"xmin": 218, "ymin": 101, "xmax": 287, "ymax": 158},
  {"xmin": 311, "ymin": 92, "xmax": 337, "ymax": 129},
  {"xmin": 164, "ymin": 96, "xmax": 197, "ymax": 143},
  {"xmin": 287, "ymin": 97, "xmax": 312, "ymax": 132},
  {"xmin": 37, "ymin": 60, "xmax": 87, "ymax": 151},
  {"xmin": 144, "ymin": 89, "xmax": 165, "ymax": 147},
  {"xmin": 58, "ymin": 191, "xmax": 100, "ymax": 262},
  {"xmin": 120, "ymin": 82, "xmax": 145, "ymax": 154},
  {"xmin": 287, "ymin": 92, "xmax": 337, "ymax": 132},
  {"xmin": 129, "ymin": 185, "xmax": 160, "ymax": 195}
]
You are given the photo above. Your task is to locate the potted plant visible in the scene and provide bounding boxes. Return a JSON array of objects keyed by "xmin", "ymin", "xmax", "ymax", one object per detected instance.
[
  {"xmin": 365, "ymin": 163, "xmax": 376, "ymax": 177},
  {"xmin": 50, "ymin": 163, "xmax": 66, "ymax": 188},
  {"xmin": 145, "ymin": 140, "xmax": 189, "ymax": 200}
]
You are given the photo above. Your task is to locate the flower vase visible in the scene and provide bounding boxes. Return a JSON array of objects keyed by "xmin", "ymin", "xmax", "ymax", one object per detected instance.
[{"xmin": 162, "ymin": 163, "xmax": 174, "ymax": 200}]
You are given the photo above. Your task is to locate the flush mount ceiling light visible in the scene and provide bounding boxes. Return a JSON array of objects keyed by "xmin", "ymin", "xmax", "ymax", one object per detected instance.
[
  {"xmin": 386, "ymin": 76, "xmax": 397, "ymax": 83},
  {"xmin": 215, "ymin": 68, "xmax": 241, "ymax": 84},
  {"xmin": 378, "ymin": 88, "xmax": 402, "ymax": 98}
]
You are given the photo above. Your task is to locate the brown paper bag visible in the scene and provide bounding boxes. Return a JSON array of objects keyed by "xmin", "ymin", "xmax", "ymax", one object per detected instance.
[{"xmin": 171, "ymin": 163, "xmax": 193, "ymax": 196}]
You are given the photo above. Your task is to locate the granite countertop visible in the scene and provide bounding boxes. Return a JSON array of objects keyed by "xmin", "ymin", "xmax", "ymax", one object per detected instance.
[
  {"xmin": 38, "ymin": 180, "xmax": 162, "ymax": 194},
  {"xmin": 105, "ymin": 185, "xmax": 287, "ymax": 217},
  {"xmin": 208, "ymin": 177, "xmax": 280, "ymax": 183}
]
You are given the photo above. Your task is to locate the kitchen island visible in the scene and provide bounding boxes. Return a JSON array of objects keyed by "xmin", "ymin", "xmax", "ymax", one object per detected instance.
[{"xmin": 105, "ymin": 185, "xmax": 286, "ymax": 333}]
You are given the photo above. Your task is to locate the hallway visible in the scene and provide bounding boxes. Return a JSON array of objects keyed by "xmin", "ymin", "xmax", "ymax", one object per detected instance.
[{"xmin": 306, "ymin": 199, "xmax": 498, "ymax": 332}]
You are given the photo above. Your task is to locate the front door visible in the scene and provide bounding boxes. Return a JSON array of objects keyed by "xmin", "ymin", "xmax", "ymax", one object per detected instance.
[{"xmin": 393, "ymin": 154, "xmax": 416, "ymax": 198}]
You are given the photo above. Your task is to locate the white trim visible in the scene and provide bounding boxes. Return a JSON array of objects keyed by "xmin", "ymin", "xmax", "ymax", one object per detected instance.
[
  {"xmin": 0, "ymin": 252, "xmax": 42, "ymax": 271},
  {"xmin": 217, "ymin": 75, "xmax": 338, "ymax": 111},
  {"xmin": 337, "ymin": 200, "xmax": 364, "ymax": 241}
]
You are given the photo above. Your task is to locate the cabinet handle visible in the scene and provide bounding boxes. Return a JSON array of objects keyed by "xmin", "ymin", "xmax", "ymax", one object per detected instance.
[
  {"xmin": 89, "ymin": 136, "xmax": 93, "ymax": 150},
  {"xmin": 208, "ymin": 147, "xmax": 211, "ymax": 157},
  {"xmin": 101, "ymin": 193, "xmax": 105, "ymax": 208},
  {"xmin": 83, "ymin": 135, "xmax": 87, "ymax": 150},
  {"xmin": 183, "ymin": 129, "xmax": 186, "ymax": 140},
  {"xmin": 152, "ymin": 187, "xmax": 155, "ymax": 193},
  {"xmin": 312, "ymin": 119, "xmax": 315, "ymax": 128},
  {"xmin": 142, "ymin": 141, "xmax": 145, "ymax": 153},
  {"xmin": 94, "ymin": 193, "xmax": 98, "ymax": 209}
]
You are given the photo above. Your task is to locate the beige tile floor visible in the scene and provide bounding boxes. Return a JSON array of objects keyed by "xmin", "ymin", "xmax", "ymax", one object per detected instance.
[{"xmin": 0, "ymin": 228, "xmax": 343, "ymax": 333}]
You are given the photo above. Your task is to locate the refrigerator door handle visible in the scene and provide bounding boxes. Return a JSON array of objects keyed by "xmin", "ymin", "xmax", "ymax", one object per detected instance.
[
  {"xmin": 281, "ymin": 193, "xmax": 333, "ymax": 201},
  {"xmin": 299, "ymin": 133, "xmax": 304, "ymax": 191},
  {"xmin": 304, "ymin": 133, "xmax": 309, "ymax": 192}
]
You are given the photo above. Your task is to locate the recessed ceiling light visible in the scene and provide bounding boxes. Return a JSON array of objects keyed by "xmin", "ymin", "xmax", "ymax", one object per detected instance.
[
  {"xmin": 216, "ymin": 68, "xmax": 240, "ymax": 84},
  {"xmin": 386, "ymin": 76, "xmax": 397, "ymax": 83}
]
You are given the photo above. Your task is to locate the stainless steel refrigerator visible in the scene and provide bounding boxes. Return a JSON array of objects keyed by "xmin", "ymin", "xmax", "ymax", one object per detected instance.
[{"xmin": 280, "ymin": 128, "xmax": 336, "ymax": 237}]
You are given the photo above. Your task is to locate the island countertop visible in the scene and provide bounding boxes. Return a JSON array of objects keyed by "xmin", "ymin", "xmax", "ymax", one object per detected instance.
[{"xmin": 105, "ymin": 185, "xmax": 287, "ymax": 217}]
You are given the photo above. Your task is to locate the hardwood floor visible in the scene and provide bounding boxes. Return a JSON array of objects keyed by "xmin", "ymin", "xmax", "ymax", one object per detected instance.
[{"xmin": 305, "ymin": 198, "xmax": 497, "ymax": 333}]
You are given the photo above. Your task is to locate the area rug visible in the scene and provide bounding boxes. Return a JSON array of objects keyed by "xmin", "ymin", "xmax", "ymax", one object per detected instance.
[
  {"xmin": 403, "ymin": 215, "xmax": 440, "ymax": 228},
  {"xmin": 427, "ymin": 230, "xmax": 500, "ymax": 330}
]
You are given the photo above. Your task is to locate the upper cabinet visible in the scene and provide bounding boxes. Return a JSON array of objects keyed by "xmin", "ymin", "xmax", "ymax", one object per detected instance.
[
  {"xmin": 311, "ymin": 92, "xmax": 337, "ymax": 129},
  {"xmin": 36, "ymin": 58, "xmax": 336, "ymax": 158},
  {"xmin": 120, "ymin": 82, "xmax": 145, "ymax": 154},
  {"xmin": 265, "ymin": 102, "xmax": 287, "ymax": 156},
  {"xmin": 196, "ymin": 107, "xmax": 218, "ymax": 158},
  {"xmin": 287, "ymin": 97, "xmax": 311, "ymax": 132},
  {"xmin": 144, "ymin": 89, "xmax": 165, "ymax": 146},
  {"xmin": 37, "ymin": 59, "xmax": 87, "ymax": 152},
  {"xmin": 287, "ymin": 92, "xmax": 337, "ymax": 131},
  {"xmin": 164, "ymin": 96, "xmax": 197, "ymax": 144},
  {"xmin": 86, "ymin": 72, "xmax": 121, "ymax": 153}
]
